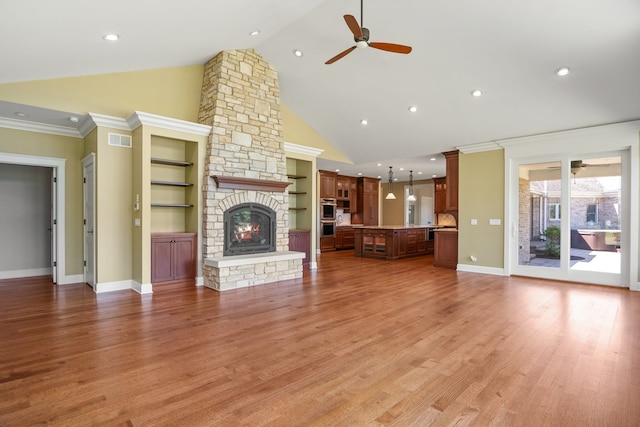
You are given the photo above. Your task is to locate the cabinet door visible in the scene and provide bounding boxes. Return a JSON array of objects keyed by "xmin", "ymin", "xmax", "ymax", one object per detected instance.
[
  {"xmin": 173, "ymin": 237, "xmax": 196, "ymax": 280},
  {"xmin": 151, "ymin": 238, "xmax": 174, "ymax": 283},
  {"xmin": 320, "ymin": 171, "xmax": 337, "ymax": 198},
  {"xmin": 289, "ymin": 230, "xmax": 310, "ymax": 265},
  {"xmin": 349, "ymin": 178, "xmax": 357, "ymax": 207},
  {"xmin": 443, "ymin": 151, "xmax": 459, "ymax": 212}
]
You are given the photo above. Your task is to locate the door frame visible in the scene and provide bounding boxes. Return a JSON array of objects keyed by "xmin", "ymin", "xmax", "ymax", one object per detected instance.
[
  {"xmin": 82, "ymin": 153, "xmax": 96, "ymax": 288},
  {"xmin": 0, "ymin": 152, "xmax": 68, "ymax": 284},
  {"xmin": 501, "ymin": 120, "xmax": 639, "ymax": 290}
]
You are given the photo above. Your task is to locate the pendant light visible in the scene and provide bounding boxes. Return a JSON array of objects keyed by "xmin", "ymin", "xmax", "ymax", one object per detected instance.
[
  {"xmin": 385, "ymin": 166, "xmax": 396, "ymax": 200},
  {"xmin": 407, "ymin": 170, "xmax": 417, "ymax": 202}
]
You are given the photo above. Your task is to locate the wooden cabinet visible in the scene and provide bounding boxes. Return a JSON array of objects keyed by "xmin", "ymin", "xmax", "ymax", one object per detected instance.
[
  {"xmin": 320, "ymin": 236, "xmax": 336, "ymax": 252},
  {"xmin": 319, "ymin": 170, "xmax": 337, "ymax": 199},
  {"xmin": 433, "ymin": 177, "xmax": 446, "ymax": 214},
  {"xmin": 335, "ymin": 226, "xmax": 355, "ymax": 250},
  {"xmin": 349, "ymin": 177, "xmax": 357, "ymax": 209},
  {"xmin": 434, "ymin": 230, "xmax": 458, "ymax": 269},
  {"xmin": 336, "ymin": 176, "xmax": 353, "ymax": 212},
  {"xmin": 355, "ymin": 177, "xmax": 380, "ymax": 226},
  {"xmin": 151, "ymin": 232, "xmax": 197, "ymax": 283},
  {"xmin": 443, "ymin": 150, "xmax": 459, "ymax": 213},
  {"xmin": 289, "ymin": 229, "xmax": 310, "ymax": 267},
  {"xmin": 354, "ymin": 227, "xmax": 429, "ymax": 260}
]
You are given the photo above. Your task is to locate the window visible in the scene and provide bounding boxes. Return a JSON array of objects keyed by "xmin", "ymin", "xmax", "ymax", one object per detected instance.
[
  {"xmin": 586, "ymin": 204, "xmax": 598, "ymax": 223},
  {"xmin": 549, "ymin": 203, "xmax": 561, "ymax": 220}
]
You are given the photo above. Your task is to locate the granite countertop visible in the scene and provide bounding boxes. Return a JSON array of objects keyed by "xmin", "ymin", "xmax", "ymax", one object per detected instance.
[{"xmin": 434, "ymin": 228, "xmax": 458, "ymax": 232}]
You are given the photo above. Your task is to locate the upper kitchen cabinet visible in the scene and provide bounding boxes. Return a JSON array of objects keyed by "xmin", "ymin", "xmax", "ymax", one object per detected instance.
[
  {"xmin": 355, "ymin": 177, "xmax": 380, "ymax": 226},
  {"xmin": 319, "ymin": 170, "xmax": 337, "ymax": 199},
  {"xmin": 433, "ymin": 177, "xmax": 446, "ymax": 214},
  {"xmin": 443, "ymin": 150, "xmax": 459, "ymax": 213}
]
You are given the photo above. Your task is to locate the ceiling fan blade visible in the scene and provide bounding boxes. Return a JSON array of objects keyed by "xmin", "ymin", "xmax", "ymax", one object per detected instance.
[
  {"xmin": 343, "ymin": 15, "xmax": 363, "ymax": 39},
  {"xmin": 325, "ymin": 46, "xmax": 357, "ymax": 64},
  {"xmin": 369, "ymin": 42, "xmax": 412, "ymax": 54}
]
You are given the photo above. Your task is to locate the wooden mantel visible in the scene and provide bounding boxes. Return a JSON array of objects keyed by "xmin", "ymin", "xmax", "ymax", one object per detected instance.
[{"xmin": 212, "ymin": 175, "xmax": 290, "ymax": 192}]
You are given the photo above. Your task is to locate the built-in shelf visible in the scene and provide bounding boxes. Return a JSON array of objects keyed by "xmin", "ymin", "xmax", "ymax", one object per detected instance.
[
  {"xmin": 151, "ymin": 203, "xmax": 194, "ymax": 208},
  {"xmin": 289, "ymin": 191, "xmax": 307, "ymax": 195},
  {"xmin": 151, "ymin": 157, "xmax": 193, "ymax": 167},
  {"xmin": 289, "ymin": 207, "xmax": 307, "ymax": 211},
  {"xmin": 287, "ymin": 174, "xmax": 307, "ymax": 179},
  {"xmin": 151, "ymin": 180, "xmax": 193, "ymax": 187}
]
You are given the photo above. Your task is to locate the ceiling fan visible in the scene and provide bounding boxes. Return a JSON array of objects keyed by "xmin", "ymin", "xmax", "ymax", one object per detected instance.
[
  {"xmin": 548, "ymin": 160, "xmax": 608, "ymax": 175},
  {"xmin": 325, "ymin": 0, "xmax": 412, "ymax": 65}
]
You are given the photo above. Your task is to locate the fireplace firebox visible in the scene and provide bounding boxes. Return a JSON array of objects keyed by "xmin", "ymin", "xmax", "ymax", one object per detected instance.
[{"xmin": 223, "ymin": 203, "xmax": 276, "ymax": 256}]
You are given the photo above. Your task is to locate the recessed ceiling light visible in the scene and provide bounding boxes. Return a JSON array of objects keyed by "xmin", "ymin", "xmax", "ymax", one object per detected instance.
[
  {"xmin": 471, "ymin": 89, "xmax": 482, "ymax": 97},
  {"xmin": 408, "ymin": 106, "xmax": 418, "ymax": 113},
  {"xmin": 249, "ymin": 30, "xmax": 261, "ymax": 36},
  {"xmin": 399, "ymin": 167, "xmax": 404, "ymax": 171},
  {"xmin": 394, "ymin": 178, "xmax": 398, "ymax": 181},
  {"xmin": 417, "ymin": 171, "xmax": 423, "ymax": 175},
  {"xmin": 360, "ymin": 119, "xmax": 368, "ymax": 125},
  {"xmin": 555, "ymin": 67, "xmax": 570, "ymax": 77},
  {"xmin": 335, "ymin": 169, "xmax": 340, "ymax": 172},
  {"xmin": 69, "ymin": 116, "xmax": 79, "ymax": 123},
  {"xmin": 430, "ymin": 157, "xmax": 436, "ymax": 161},
  {"xmin": 432, "ymin": 174, "xmax": 437, "ymax": 178},
  {"xmin": 376, "ymin": 163, "xmax": 382, "ymax": 166},
  {"xmin": 357, "ymin": 172, "xmax": 363, "ymax": 176},
  {"xmin": 293, "ymin": 49, "xmax": 303, "ymax": 57},
  {"xmin": 14, "ymin": 112, "xmax": 27, "ymax": 117},
  {"xmin": 377, "ymin": 175, "xmax": 382, "ymax": 179},
  {"xmin": 103, "ymin": 34, "xmax": 119, "ymax": 41}
]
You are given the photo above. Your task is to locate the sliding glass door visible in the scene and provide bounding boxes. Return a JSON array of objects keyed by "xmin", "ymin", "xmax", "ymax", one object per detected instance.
[{"xmin": 512, "ymin": 152, "xmax": 627, "ymax": 286}]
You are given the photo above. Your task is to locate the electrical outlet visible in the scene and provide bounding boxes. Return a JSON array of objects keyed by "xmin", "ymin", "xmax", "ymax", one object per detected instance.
[
  {"xmin": 470, "ymin": 255, "xmax": 477, "ymax": 262},
  {"xmin": 489, "ymin": 219, "xmax": 501, "ymax": 226},
  {"xmin": 471, "ymin": 219, "xmax": 478, "ymax": 225}
]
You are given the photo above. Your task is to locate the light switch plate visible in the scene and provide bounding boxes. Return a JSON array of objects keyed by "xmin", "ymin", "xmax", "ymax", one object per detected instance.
[
  {"xmin": 134, "ymin": 218, "xmax": 141, "ymax": 227},
  {"xmin": 489, "ymin": 219, "xmax": 501, "ymax": 225},
  {"xmin": 471, "ymin": 219, "xmax": 478, "ymax": 225}
]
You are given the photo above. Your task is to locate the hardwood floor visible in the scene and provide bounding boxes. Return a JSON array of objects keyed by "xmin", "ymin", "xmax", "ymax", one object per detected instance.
[{"xmin": 1, "ymin": 251, "xmax": 639, "ymax": 426}]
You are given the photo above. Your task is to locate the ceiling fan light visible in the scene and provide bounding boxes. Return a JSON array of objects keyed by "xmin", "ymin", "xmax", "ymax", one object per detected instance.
[{"xmin": 356, "ymin": 40, "xmax": 368, "ymax": 49}]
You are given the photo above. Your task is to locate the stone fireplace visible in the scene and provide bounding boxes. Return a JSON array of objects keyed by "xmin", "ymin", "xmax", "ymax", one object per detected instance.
[{"xmin": 198, "ymin": 49, "xmax": 304, "ymax": 291}]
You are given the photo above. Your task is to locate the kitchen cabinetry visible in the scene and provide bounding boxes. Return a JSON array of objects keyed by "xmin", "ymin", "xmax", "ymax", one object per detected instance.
[
  {"xmin": 336, "ymin": 176, "xmax": 353, "ymax": 212},
  {"xmin": 335, "ymin": 226, "xmax": 355, "ymax": 250},
  {"xmin": 443, "ymin": 150, "xmax": 459, "ymax": 213},
  {"xmin": 355, "ymin": 177, "xmax": 380, "ymax": 226},
  {"xmin": 433, "ymin": 177, "xmax": 446, "ymax": 214},
  {"xmin": 434, "ymin": 230, "xmax": 458, "ymax": 269},
  {"xmin": 151, "ymin": 232, "xmax": 197, "ymax": 283},
  {"xmin": 289, "ymin": 229, "xmax": 310, "ymax": 267},
  {"xmin": 354, "ymin": 226, "xmax": 430, "ymax": 260},
  {"xmin": 319, "ymin": 170, "xmax": 337, "ymax": 199}
]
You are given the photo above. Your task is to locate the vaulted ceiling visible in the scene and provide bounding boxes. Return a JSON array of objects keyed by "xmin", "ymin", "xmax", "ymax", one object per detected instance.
[{"xmin": 1, "ymin": 0, "xmax": 639, "ymax": 180}]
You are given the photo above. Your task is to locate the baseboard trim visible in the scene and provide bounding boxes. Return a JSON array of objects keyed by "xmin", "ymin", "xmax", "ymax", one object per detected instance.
[
  {"xmin": 309, "ymin": 261, "xmax": 318, "ymax": 270},
  {"xmin": 195, "ymin": 276, "xmax": 203, "ymax": 286},
  {"xmin": 132, "ymin": 281, "xmax": 153, "ymax": 295},
  {"xmin": 457, "ymin": 264, "xmax": 506, "ymax": 276},
  {"xmin": 94, "ymin": 280, "xmax": 133, "ymax": 293}
]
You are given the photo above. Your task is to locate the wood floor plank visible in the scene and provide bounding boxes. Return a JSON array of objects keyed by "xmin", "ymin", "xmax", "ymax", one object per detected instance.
[{"xmin": 1, "ymin": 251, "xmax": 640, "ymax": 426}]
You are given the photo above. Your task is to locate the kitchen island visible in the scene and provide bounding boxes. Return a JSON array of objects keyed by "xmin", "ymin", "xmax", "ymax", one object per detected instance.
[{"xmin": 354, "ymin": 226, "xmax": 438, "ymax": 260}]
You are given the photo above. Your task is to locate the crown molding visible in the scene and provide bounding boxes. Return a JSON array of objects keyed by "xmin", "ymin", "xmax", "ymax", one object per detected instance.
[
  {"xmin": 0, "ymin": 117, "xmax": 82, "ymax": 138},
  {"xmin": 457, "ymin": 141, "xmax": 502, "ymax": 154},
  {"xmin": 128, "ymin": 111, "xmax": 212, "ymax": 136},
  {"xmin": 284, "ymin": 141, "xmax": 324, "ymax": 157}
]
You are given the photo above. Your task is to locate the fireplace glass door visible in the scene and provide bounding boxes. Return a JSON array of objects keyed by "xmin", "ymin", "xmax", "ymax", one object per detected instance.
[{"xmin": 224, "ymin": 203, "xmax": 276, "ymax": 256}]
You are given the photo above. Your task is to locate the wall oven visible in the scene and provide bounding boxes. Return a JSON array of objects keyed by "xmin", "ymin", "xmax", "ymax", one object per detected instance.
[
  {"xmin": 320, "ymin": 221, "xmax": 336, "ymax": 237},
  {"xmin": 321, "ymin": 198, "xmax": 337, "ymax": 220}
]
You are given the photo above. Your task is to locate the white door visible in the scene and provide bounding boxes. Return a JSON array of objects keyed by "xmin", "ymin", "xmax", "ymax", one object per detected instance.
[
  {"xmin": 510, "ymin": 151, "xmax": 627, "ymax": 287},
  {"xmin": 82, "ymin": 154, "xmax": 96, "ymax": 288},
  {"xmin": 51, "ymin": 168, "xmax": 58, "ymax": 283}
]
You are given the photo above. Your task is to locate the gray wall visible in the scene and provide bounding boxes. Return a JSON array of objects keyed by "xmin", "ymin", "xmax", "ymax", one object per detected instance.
[{"xmin": 0, "ymin": 164, "xmax": 52, "ymax": 273}]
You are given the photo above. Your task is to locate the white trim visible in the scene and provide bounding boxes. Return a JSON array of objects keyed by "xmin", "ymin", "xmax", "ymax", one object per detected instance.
[
  {"xmin": 94, "ymin": 280, "xmax": 133, "ymax": 293},
  {"xmin": 457, "ymin": 141, "xmax": 501, "ymax": 154},
  {"xmin": 195, "ymin": 276, "xmax": 203, "ymax": 286},
  {"xmin": 82, "ymin": 153, "xmax": 96, "ymax": 289},
  {"xmin": 0, "ymin": 268, "xmax": 52, "ymax": 280},
  {"xmin": 0, "ymin": 153, "xmax": 69, "ymax": 284},
  {"xmin": 0, "ymin": 117, "xmax": 83, "ymax": 138},
  {"xmin": 456, "ymin": 264, "xmax": 505, "ymax": 276},
  {"xmin": 284, "ymin": 141, "xmax": 324, "ymax": 157},
  {"xmin": 309, "ymin": 261, "xmax": 318, "ymax": 270},
  {"xmin": 128, "ymin": 111, "xmax": 212, "ymax": 136},
  {"xmin": 132, "ymin": 281, "xmax": 153, "ymax": 294},
  {"xmin": 82, "ymin": 113, "xmax": 130, "ymax": 135}
]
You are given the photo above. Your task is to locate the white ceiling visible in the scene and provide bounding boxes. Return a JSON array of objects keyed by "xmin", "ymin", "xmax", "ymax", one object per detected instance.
[{"xmin": 1, "ymin": 0, "xmax": 640, "ymax": 182}]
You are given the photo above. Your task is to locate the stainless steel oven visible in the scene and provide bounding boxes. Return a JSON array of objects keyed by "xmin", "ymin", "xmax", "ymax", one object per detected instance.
[
  {"xmin": 320, "ymin": 221, "xmax": 336, "ymax": 237},
  {"xmin": 321, "ymin": 198, "xmax": 337, "ymax": 220}
]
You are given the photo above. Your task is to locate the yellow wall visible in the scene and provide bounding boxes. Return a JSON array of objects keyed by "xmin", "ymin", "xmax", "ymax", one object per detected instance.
[
  {"xmin": 458, "ymin": 150, "xmax": 505, "ymax": 268},
  {"xmin": 0, "ymin": 128, "xmax": 84, "ymax": 275},
  {"xmin": 0, "ymin": 66, "xmax": 205, "ymax": 122},
  {"xmin": 95, "ymin": 127, "xmax": 133, "ymax": 284},
  {"xmin": 380, "ymin": 179, "xmax": 434, "ymax": 226}
]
